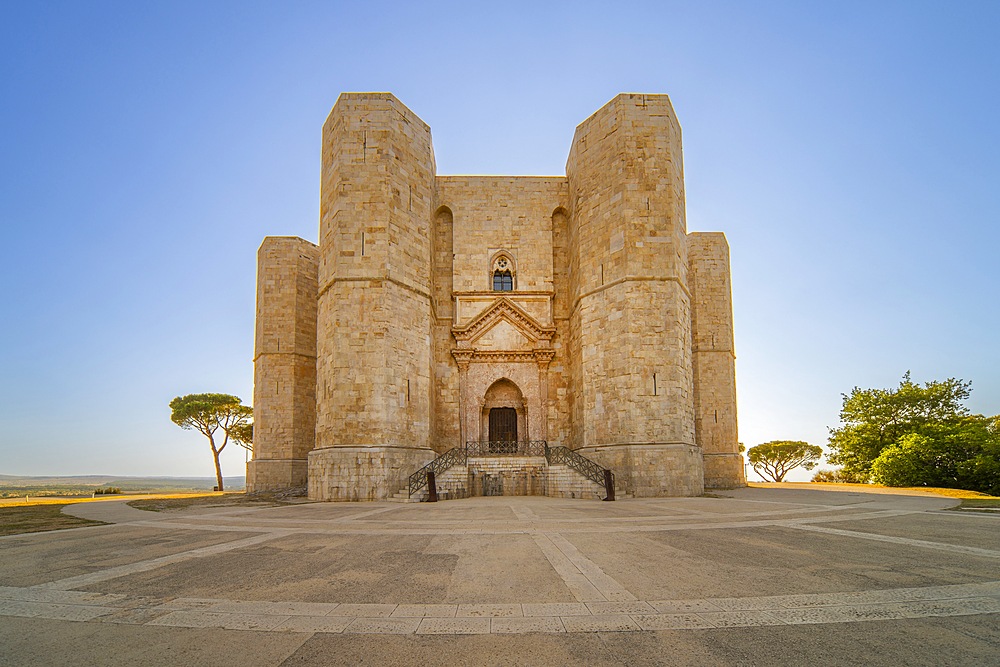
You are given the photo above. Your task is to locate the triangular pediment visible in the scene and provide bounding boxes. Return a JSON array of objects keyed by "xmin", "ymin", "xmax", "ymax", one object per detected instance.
[{"xmin": 452, "ymin": 297, "xmax": 555, "ymax": 346}]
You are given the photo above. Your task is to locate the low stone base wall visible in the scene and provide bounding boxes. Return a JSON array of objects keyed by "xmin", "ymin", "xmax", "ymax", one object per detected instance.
[
  {"xmin": 577, "ymin": 443, "xmax": 704, "ymax": 497},
  {"xmin": 703, "ymin": 452, "xmax": 747, "ymax": 489},
  {"xmin": 419, "ymin": 457, "xmax": 608, "ymax": 501},
  {"xmin": 546, "ymin": 464, "xmax": 607, "ymax": 500},
  {"xmin": 246, "ymin": 459, "xmax": 308, "ymax": 493},
  {"xmin": 467, "ymin": 456, "xmax": 547, "ymax": 497},
  {"xmin": 308, "ymin": 446, "xmax": 434, "ymax": 501}
]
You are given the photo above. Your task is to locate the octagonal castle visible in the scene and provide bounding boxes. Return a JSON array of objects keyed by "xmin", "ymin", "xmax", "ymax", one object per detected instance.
[{"xmin": 247, "ymin": 92, "xmax": 745, "ymax": 500}]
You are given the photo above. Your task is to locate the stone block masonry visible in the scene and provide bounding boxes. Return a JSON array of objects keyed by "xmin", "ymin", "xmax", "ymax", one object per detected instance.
[
  {"xmin": 247, "ymin": 236, "xmax": 318, "ymax": 493},
  {"xmin": 249, "ymin": 92, "xmax": 745, "ymax": 499}
]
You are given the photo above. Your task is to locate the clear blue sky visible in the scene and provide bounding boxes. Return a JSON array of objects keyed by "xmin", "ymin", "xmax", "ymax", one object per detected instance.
[{"xmin": 1, "ymin": 1, "xmax": 997, "ymax": 482}]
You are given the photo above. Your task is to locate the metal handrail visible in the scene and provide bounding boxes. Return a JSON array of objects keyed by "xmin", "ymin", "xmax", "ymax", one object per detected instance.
[
  {"xmin": 407, "ymin": 441, "xmax": 615, "ymax": 500},
  {"xmin": 465, "ymin": 440, "xmax": 548, "ymax": 457},
  {"xmin": 545, "ymin": 445, "xmax": 613, "ymax": 494},
  {"xmin": 408, "ymin": 446, "xmax": 467, "ymax": 497}
]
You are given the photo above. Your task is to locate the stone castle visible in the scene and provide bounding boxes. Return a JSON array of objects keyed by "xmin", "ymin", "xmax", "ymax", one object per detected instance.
[{"xmin": 247, "ymin": 92, "xmax": 745, "ymax": 500}]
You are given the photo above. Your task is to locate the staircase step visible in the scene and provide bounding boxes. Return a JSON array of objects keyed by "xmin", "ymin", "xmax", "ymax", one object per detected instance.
[{"xmin": 390, "ymin": 450, "xmax": 621, "ymax": 502}]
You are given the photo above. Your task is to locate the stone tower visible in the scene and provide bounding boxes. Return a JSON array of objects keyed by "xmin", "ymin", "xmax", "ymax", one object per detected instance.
[
  {"xmin": 246, "ymin": 236, "xmax": 318, "ymax": 490},
  {"xmin": 247, "ymin": 92, "xmax": 746, "ymax": 499},
  {"xmin": 309, "ymin": 93, "xmax": 438, "ymax": 500},
  {"xmin": 564, "ymin": 94, "xmax": 703, "ymax": 496}
]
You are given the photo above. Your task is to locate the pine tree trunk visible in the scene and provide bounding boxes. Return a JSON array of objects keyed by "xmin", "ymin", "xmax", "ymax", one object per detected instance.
[{"xmin": 212, "ymin": 447, "xmax": 225, "ymax": 492}]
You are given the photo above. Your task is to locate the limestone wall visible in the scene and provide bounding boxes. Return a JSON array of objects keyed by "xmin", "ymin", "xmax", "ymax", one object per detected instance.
[
  {"xmin": 311, "ymin": 93, "xmax": 436, "ymax": 500},
  {"xmin": 688, "ymin": 232, "xmax": 745, "ymax": 489},
  {"xmin": 437, "ymin": 176, "xmax": 567, "ymax": 296},
  {"xmin": 434, "ymin": 177, "xmax": 570, "ymax": 452},
  {"xmin": 549, "ymin": 208, "xmax": 573, "ymax": 448},
  {"xmin": 565, "ymin": 94, "xmax": 699, "ymax": 496},
  {"xmin": 248, "ymin": 236, "xmax": 319, "ymax": 492},
  {"xmin": 431, "ymin": 207, "xmax": 458, "ymax": 451}
]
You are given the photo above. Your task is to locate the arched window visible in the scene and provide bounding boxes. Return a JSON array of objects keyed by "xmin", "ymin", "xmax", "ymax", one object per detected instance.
[{"xmin": 491, "ymin": 253, "xmax": 514, "ymax": 291}]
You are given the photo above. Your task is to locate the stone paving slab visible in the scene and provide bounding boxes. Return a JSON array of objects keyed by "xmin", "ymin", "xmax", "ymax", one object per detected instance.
[
  {"xmin": 3, "ymin": 582, "xmax": 997, "ymax": 634},
  {"xmin": 836, "ymin": 603, "xmax": 910, "ymax": 621},
  {"xmin": 456, "ymin": 603, "xmax": 522, "ymax": 617},
  {"xmin": 415, "ymin": 617, "xmax": 491, "ymax": 634},
  {"xmin": 956, "ymin": 596, "xmax": 1000, "ymax": 613},
  {"xmin": 585, "ymin": 600, "xmax": 657, "ymax": 614},
  {"xmin": 559, "ymin": 613, "xmax": 642, "ymax": 632},
  {"xmin": 147, "ymin": 610, "xmax": 291, "ymax": 631},
  {"xmin": 649, "ymin": 599, "xmax": 725, "ymax": 613},
  {"xmin": 272, "ymin": 615, "xmax": 353, "ymax": 633},
  {"xmin": 343, "ymin": 617, "xmax": 421, "ymax": 634},
  {"xmin": 489, "ymin": 616, "xmax": 566, "ymax": 633},
  {"xmin": 206, "ymin": 600, "xmax": 341, "ymax": 616},
  {"xmin": 327, "ymin": 603, "xmax": 396, "ymax": 617},
  {"xmin": 521, "ymin": 602, "xmax": 591, "ymax": 617},
  {"xmin": 696, "ymin": 610, "xmax": 787, "ymax": 627},
  {"xmin": 631, "ymin": 613, "xmax": 715, "ymax": 630},
  {"xmin": 390, "ymin": 603, "xmax": 459, "ymax": 617},
  {"xmin": 763, "ymin": 606, "xmax": 856, "ymax": 625}
]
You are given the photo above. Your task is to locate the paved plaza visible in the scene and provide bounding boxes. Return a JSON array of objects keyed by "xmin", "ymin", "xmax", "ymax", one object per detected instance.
[{"xmin": 1, "ymin": 487, "xmax": 998, "ymax": 665}]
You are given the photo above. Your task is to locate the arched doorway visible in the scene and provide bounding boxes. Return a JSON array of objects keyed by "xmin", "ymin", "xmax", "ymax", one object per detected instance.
[
  {"xmin": 480, "ymin": 378, "xmax": 526, "ymax": 453},
  {"xmin": 489, "ymin": 407, "xmax": 517, "ymax": 449}
]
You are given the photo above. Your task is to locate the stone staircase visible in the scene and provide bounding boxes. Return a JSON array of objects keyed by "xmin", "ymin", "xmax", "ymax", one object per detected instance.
[
  {"xmin": 388, "ymin": 464, "xmax": 471, "ymax": 502},
  {"xmin": 546, "ymin": 463, "xmax": 609, "ymax": 500},
  {"xmin": 388, "ymin": 449, "xmax": 625, "ymax": 502}
]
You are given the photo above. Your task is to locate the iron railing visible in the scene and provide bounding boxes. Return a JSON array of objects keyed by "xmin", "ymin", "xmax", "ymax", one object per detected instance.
[
  {"xmin": 408, "ymin": 446, "xmax": 467, "ymax": 496},
  {"xmin": 465, "ymin": 440, "xmax": 548, "ymax": 457},
  {"xmin": 408, "ymin": 441, "xmax": 615, "ymax": 500},
  {"xmin": 545, "ymin": 445, "xmax": 613, "ymax": 494}
]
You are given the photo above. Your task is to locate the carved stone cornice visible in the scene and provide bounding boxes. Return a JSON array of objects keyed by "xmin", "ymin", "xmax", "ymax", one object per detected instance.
[
  {"xmin": 533, "ymin": 349, "xmax": 556, "ymax": 368},
  {"xmin": 451, "ymin": 348, "xmax": 558, "ymax": 366},
  {"xmin": 452, "ymin": 297, "xmax": 555, "ymax": 345},
  {"xmin": 451, "ymin": 349, "xmax": 475, "ymax": 370}
]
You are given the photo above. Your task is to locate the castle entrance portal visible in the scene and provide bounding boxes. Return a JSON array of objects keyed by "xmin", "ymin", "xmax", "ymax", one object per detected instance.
[
  {"xmin": 479, "ymin": 379, "xmax": 526, "ymax": 454},
  {"xmin": 489, "ymin": 407, "xmax": 517, "ymax": 453}
]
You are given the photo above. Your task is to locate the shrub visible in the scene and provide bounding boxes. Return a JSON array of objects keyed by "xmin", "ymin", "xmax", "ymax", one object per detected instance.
[{"xmin": 811, "ymin": 469, "xmax": 847, "ymax": 483}]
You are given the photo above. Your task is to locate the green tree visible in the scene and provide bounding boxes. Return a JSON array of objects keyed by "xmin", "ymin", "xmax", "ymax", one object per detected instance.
[
  {"xmin": 827, "ymin": 373, "xmax": 972, "ymax": 482},
  {"xmin": 231, "ymin": 422, "xmax": 254, "ymax": 452},
  {"xmin": 870, "ymin": 417, "xmax": 1000, "ymax": 493},
  {"xmin": 169, "ymin": 393, "xmax": 252, "ymax": 492},
  {"xmin": 747, "ymin": 441, "xmax": 823, "ymax": 482}
]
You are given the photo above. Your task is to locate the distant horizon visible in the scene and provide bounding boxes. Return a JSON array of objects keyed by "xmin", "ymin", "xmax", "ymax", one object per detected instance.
[{"xmin": 0, "ymin": 474, "xmax": 247, "ymax": 481}]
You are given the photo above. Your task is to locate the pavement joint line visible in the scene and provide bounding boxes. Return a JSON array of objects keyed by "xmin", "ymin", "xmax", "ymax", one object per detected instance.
[
  {"xmin": 334, "ymin": 505, "xmax": 400, "ymax": 522},
  {"xmin": 784, "ymin": 523, "xmax": 1000, "ymax": 559},
  {"xmin": 1, "ymin": 581, "xmax": 997, "ymax": 633},
  {"xmin": 929, "ymin": 509, "xmax": 1000, "ymax": 520},
  {"xmin": 531, "ymin": 532, "xmax": 606, "ymax": 601},
  {"xmin": 0, "ymin": 522, "xmax": 122, "ymax": 542},
  {"xmin": 100, "ymin": 508, "xmax": 921, "ymax": 538},
  {"xmin": 508, "ymin": 503, "xmax": 538, "ymax": 521},
  {"xmin": 545, "ymin": 532, "xmax": 637, "ymax": 601},
  {"xmin": 29, "ymin": 531, "xmax": 293, "ymax": 591},
  {"xmin": 126, "ymin": 520, "xmax": 283, "ymax": 533},
  {"xmin": 372, "ymin": 503, "xmax": 866, "ymax": 525}
]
